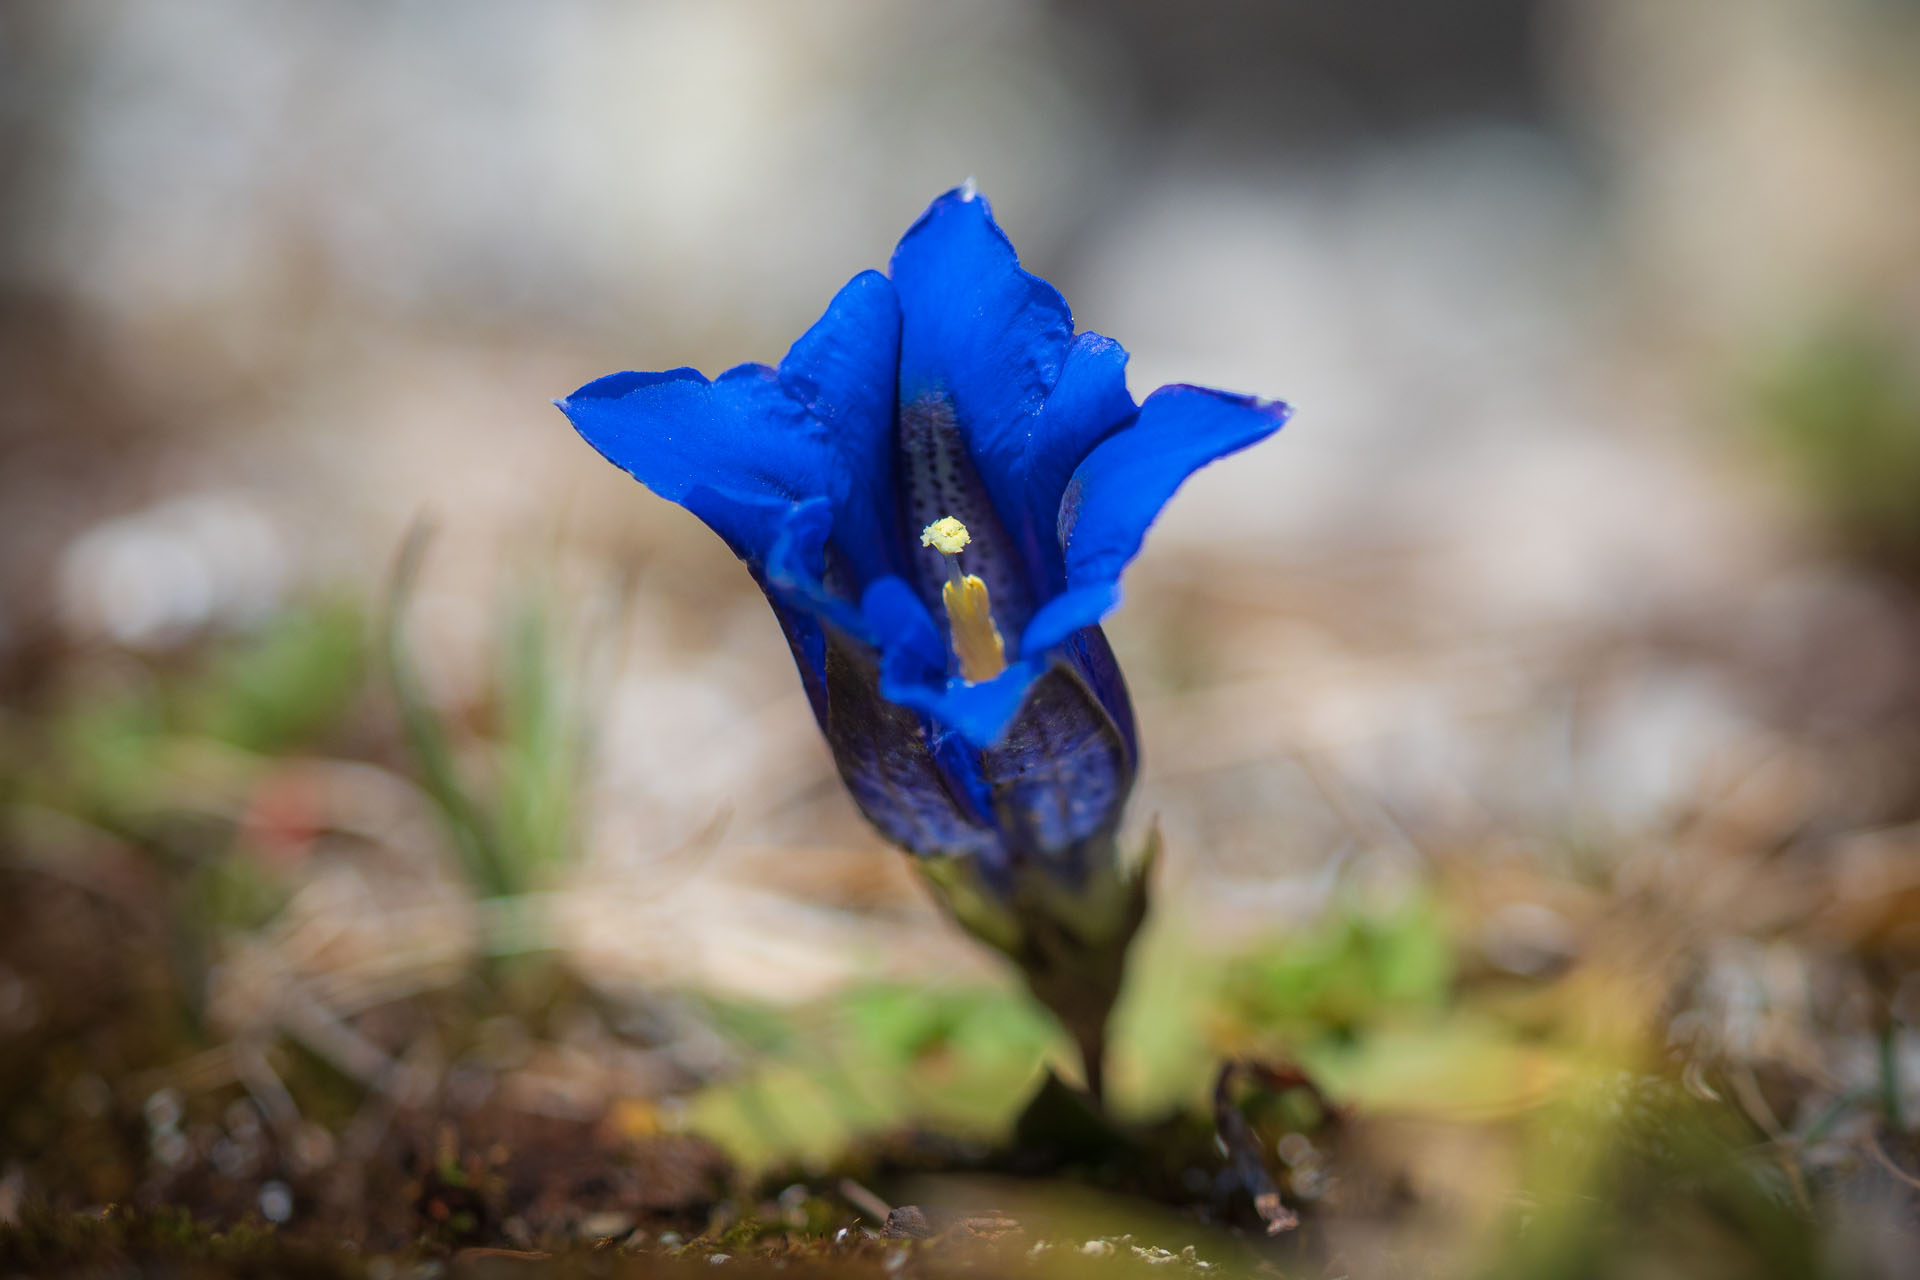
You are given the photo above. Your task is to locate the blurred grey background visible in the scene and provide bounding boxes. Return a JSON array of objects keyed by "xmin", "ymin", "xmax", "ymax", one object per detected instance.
[{"xmin": 4, "ymin": 0, "xmax": 1919, "ymax": 1004}]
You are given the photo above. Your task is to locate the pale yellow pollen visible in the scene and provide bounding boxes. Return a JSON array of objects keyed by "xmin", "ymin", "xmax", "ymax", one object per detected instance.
[
  {"xmin": 920, "ymin": 516, "xmax": 972, "ymax": 556},
  {"xmin": 920, "ymin": 516, "xmax": 1006, "ymax": 683}
]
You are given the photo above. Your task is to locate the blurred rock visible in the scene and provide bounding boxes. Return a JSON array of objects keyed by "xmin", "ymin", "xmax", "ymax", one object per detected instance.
[{"xmin": 56, "ymin": 491, "xmax": 285, "ymax": 649}]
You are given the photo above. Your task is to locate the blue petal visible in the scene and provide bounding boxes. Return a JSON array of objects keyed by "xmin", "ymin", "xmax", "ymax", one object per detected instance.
[
  {"xmin": 884, "ymin": 659, "xmax": 1045, "ymax": 753},
  {"xmin": 763, "ymin": 496, "xmax": 869, "ymax": 640},
  {"xmin": 774, "ymin": 575, "xmax": 1003, "ymax": 869},
  {"xmin": 889, "ymin": 192, "xmax": 1139, "ymax": 610},
  {"xmin": 1018, "ymin": 333, "xmax": 1138, "ymax": 587},
  {"xmin": 978, "ymin": 663, "xmax": 1132, "ymax": 884},
  {"xmin": 1018, "ymin": 583, "xmax": 1117, "ymax": 661},
  {"xmin": 1061, "ymin": 623, "xmax": 1137, "ymax": 762},
  {"xmin": 558, "ymin": 364, "xmax": 831, "ymax": 565},
  {"xmin": 890, "ymin": 187, "xmax": 1071, "ymax": 437},
  {"xmin": 1022, "ymin": 385, "xmax": 1292, "ymax": 651},
  {"xmin": 862, "ymin": 575, "xmax": 1041, "ymax": 748},
  {"xmin": 816, "ymin": 632, "xmax": 1005, "ymax": 865},
  {"xmin": 859, "ymin": 575, "xmax": 949, "ymax": 684},
  {"xmin": 777, "ymin": 270, "xmax": 903, "ymax": 586},
  {"xmin": 890, "ymin": 190, "xmax": 1077, "ymax": 585}
]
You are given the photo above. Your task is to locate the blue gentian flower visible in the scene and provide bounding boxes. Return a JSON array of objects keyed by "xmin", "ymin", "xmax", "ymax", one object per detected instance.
[{"xmin": 559, "ymin": 187, "xmax": 1288, "ymax": 1093}]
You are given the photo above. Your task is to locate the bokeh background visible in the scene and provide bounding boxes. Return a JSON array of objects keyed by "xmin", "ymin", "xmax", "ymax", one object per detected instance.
[{"xmin": 4, "ymin": 0, "xmax": 1920, "ymax": 1272}]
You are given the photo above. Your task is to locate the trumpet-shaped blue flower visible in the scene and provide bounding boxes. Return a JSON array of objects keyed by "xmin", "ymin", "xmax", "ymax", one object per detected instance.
[{"xmin": 558, "ymin": 188, "xmax": 1288, "ymax": 902}]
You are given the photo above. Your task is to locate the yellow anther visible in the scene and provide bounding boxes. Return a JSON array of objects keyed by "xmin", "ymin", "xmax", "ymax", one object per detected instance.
[
  {"xmin": 921, "ymin": 517, "xmax": 1006, "ymax": 683},
  {"xmin": 942, "ymin": 573, "xmax": 1007, "ymax": 683},
  {"xmin": 920, "ymin": 516, "xmax": 972, "ymax": 556}
]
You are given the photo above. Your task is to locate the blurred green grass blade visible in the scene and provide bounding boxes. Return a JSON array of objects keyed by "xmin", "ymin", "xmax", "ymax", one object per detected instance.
[
  {"xmin": 1756, "ymin": 320, "xmax": 1920, "ymax": 568},
  {"xmin": 383, "ymin": 522, "xmax": 513, "ymax": 900},
  {"xmin": 1216, "ymin": 890, "xmax": 1452, "ymax": 1037},
  {"xmin": 42, "ymin": 678, "xmax": 172, "ymax": 826},
  {"xmin": 491, "ymin": 588, "xmax": 585, "ymax": 891},
  {"xmin": 1878, "ymin": 1019, "xmax": 1905, "ymax": 1132},
  {"xmin": 687, "ymin": 982, "xmax": 1061, "ymax": 1172},
  {"xmin": 181, "ymin": 597, "xmax": 366, "ymax": 754},
  {"xmin": 26, "ymin": 602, "xmax": 363, "ymax": 834},
  {"xmin": 1482, "ymin": 1077, "xmax": 1820, "ymax": 1280}
]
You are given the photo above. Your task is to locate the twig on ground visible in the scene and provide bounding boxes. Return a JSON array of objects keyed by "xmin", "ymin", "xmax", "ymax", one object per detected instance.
[
  {"xmin": 1864, "ymin": 1135, "xmax": 1920, "ymax": 1194},
  {"xmin": 1213, "ymin": 1062, "xmax": 1310, "ymax": 1236},
  {"xmin": 837, "ymin": 1177, "xmax": 893, "ymax": 1225}
]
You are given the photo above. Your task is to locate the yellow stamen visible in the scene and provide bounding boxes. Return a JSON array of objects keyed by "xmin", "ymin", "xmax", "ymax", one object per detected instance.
[
  {"xmin": 920, "ymin": 517, "xmax": 1006, "ymax": 683},
  {"xmin": 920, "ymin": 516, "xmax": 971, "ymax": 556}
]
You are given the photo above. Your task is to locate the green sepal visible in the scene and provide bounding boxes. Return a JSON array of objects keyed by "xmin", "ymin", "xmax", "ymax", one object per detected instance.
[{"xmin": 917, "ymin": 824, "xmax": 1158, "ymax": 1104}]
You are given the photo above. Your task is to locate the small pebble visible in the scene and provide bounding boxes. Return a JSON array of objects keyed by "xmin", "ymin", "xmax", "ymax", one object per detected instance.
[
  {"xmin": 144, "ymin": 1088, "xmax": 183, "ymax": 1131},
  {"xmin": 224, "ymin": 1098, "xmax": 263, "ymax": 1138},
  {"xmin": 257, "ymin": 1180, "xmax": 293, "ymax": 1224},
  {"xmin": 578, "ymin": 1211, "xmax": 632, "ymax": 1239},
  {"xmin": 1276, "ymin": 1133, "xmax": 1316, "ymax": 1167},
  {"xmin": 210, "ymin": 1138, "xmax": 248, "ymax": 1179},
  {"xmin": 708, "ymin": 1254, "xmax": 729, "ymax": 1266},
  {"xmin": 291, "ymin": 1123, "xmax": 336, "ymax": 1172},
  {"xmin": 1080, "ymin": 1240, "xmax": 1114, "ymax": 1257}
]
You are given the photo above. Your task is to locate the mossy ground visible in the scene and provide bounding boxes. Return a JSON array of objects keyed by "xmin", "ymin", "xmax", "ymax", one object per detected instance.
[{"xmin": 5, "ymin": 566, "xmax": 1920, "ymax": 1277}]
